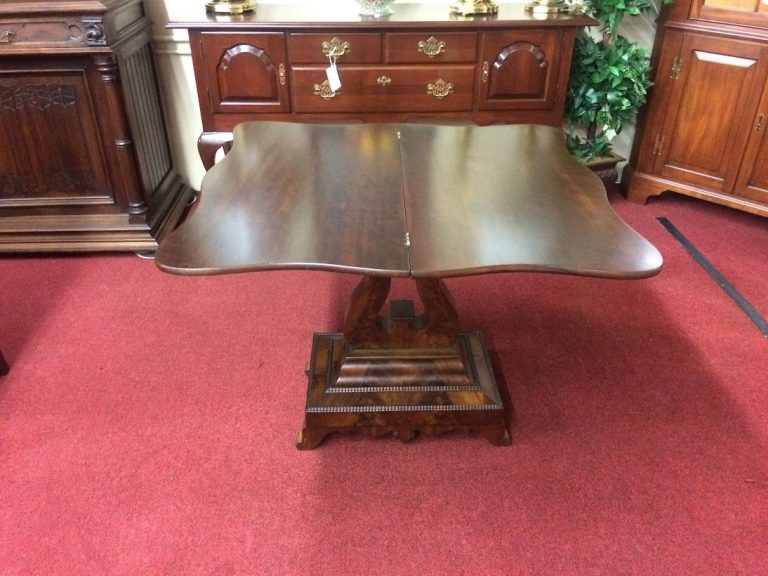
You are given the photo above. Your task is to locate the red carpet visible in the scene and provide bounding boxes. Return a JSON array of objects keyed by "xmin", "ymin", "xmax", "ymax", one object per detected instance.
[{"xmin": 1, "ymin": 192, "xmax": 767, "ymax": 575}]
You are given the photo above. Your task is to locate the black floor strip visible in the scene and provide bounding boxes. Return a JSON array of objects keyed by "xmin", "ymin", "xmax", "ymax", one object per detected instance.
[{"xmin": 657, "ymin": 217, "xmax": 768, "ymax": 338}]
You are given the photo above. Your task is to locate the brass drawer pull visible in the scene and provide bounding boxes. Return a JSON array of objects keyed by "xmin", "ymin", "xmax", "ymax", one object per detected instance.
[
  {"xmin": 377, "ymin": 75, "xmax": 392, "ymax": 87},
  {"xmin": 314, "ymin": 80, "xmax": 339, "ymax": 100},
  {"xmin": 0, "ymin": 30, "xmax": 16, "ymax": 44},
  {"xmin": 417, "ymin": 36, "xmax": 446, "ymax": 58},
  {"xmin": 427, "ymin": 79, "xmax": 454, "ymax": 99},
  {"xmin": 322, "ymin": 37, "xmax": 351, "ymax": 59}
]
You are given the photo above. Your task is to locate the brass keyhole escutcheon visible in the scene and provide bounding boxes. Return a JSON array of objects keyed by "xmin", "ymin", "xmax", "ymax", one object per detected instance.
[{"xmin": 377, "ymin": 76, "xmax": 392, "ymax": 87}]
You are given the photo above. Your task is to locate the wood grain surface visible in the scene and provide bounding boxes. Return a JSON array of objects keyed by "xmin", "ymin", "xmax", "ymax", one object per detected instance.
[{"xmin": 156, "ymin": 122, "xmax": 662, "ymax": 279}]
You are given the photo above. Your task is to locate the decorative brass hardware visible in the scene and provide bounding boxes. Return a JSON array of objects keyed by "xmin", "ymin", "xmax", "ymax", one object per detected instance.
[
  {"xmin": 482, "ymin": 61, "xmax": 490, "ymax": 83},
  {"xmin": 756, "ymin": 113, "xmax": 766, "ymax": 131},
  {"xmin": 418, "ymin": 37, "xmax": 446, "ymax": 59},
  {"xmin": 322, "ymin": 37, "xmax": 351, "ymax": 59},
  {"xmin": 278, "ymin": 64, "xmax": 286, "ymax": 86},
  {"xmin": 450, "ymin": 0, "xmax": 499, "ymax": 16},
  {"xmin": 427, "ymin": 79, "xmax": 454, "ymax": 99},
  {"xmin": 313, "ymin": 80, "xmax": 339, "ymax": 100},
  {"xmin": 377, "ymin": 75, "xmax": 392, "ymax": 87},
  {"xmin": 205, "ymin": 0, "xmax": 257, "ymax": 14},
  {"xmin": 0, "ymin": 30, "xmax": 16, "ymax": 44},
  {"xmin": 524, "ymin": 0, "xmax": 568, "ymax": 14},
  {"xmin": 671, "ymin": 56, "xmax": 683, "ymax": 80}
]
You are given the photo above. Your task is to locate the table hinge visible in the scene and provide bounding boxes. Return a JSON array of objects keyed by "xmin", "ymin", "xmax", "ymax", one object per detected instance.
[
  {"xmin": 671, "ymin": 56, "xmax": 683, "ymax": 80},
  {"xmin": 652, "ymin": 134, "xmax": 664, "ymax": 156}
]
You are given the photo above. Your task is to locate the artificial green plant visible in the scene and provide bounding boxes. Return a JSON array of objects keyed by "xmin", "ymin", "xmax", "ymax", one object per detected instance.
[{"xmin": 564, "ymin": 0, "xmax": 657, "ymax": 162}]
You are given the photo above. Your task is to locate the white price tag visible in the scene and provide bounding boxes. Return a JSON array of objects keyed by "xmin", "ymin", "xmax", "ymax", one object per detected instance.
[{"xmin": 326, "ymin": 63, "xmax": 342, "ymax": 92}]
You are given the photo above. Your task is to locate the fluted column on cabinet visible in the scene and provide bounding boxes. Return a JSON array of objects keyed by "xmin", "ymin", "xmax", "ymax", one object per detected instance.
[{"xmin": 92, "ymin": 53, "xmax": 148, "ymax": 217}]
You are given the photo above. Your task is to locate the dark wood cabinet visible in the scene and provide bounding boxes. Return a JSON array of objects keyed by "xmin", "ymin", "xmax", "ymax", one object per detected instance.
[
  {"xmin": 0, "ymin": 1, "xmax": 193, "ymax": 252},
  {"xmin": 171, "ymin": 3, "xmax": 594, "ymax": 170},
  {"xmin": 624, "ymin": 0, "xmax": 768, "ymax": 216}
]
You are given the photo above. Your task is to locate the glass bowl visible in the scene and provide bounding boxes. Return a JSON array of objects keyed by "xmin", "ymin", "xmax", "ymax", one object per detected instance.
[{"xmin": 356, "ymin": 0, "xmax": 395, "ymax": 17}]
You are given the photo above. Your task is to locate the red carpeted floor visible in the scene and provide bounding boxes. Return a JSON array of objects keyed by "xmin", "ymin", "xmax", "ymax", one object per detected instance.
[{"xmin": 1, "ymin": 192, "xmax": 767, "ymax": 575}]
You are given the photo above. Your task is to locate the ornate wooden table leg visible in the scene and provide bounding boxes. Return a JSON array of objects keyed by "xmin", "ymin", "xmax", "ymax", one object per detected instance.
[{"xmin": 296, "ymin": 275, "xmax": 510, "ymax": 449}]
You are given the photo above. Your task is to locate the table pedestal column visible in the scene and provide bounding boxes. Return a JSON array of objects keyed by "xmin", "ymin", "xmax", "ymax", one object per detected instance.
[{"xmin": 297, "ymin": 276, "xmax": 510, "ymax": 449}]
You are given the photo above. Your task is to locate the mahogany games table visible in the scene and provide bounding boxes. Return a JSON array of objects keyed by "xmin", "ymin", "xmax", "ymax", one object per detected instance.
[{"xmin": 156, "ymin": 122, "xmax": 663, "ymax": 449}]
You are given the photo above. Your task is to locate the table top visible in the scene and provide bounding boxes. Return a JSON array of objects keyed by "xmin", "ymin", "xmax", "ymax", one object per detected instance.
[{"xmin": 156, "ymin": 122, "xmax": 662, "ymax": 279}]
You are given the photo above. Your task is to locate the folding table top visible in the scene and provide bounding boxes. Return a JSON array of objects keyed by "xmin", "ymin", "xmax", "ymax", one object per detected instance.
[{"xmin": 155, "ymin": 122, "xmax": 662, "ymax": 280}]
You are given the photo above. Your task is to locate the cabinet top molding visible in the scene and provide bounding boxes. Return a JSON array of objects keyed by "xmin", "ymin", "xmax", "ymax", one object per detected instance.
[
  {"xmin": 169, "ymin": 2, "xmax": 595, "ymax": 30},
  {"xmin": 0, "ymin": 1, "xmax": 109, "ymax": 17}
]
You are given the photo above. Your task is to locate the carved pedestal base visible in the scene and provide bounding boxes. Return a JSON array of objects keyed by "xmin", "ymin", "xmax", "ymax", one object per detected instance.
[
  {"xmin": 297, "ymin": 331, "xmax": 509, "ymax": 449},
  {"xmin": 296, "ymin": 276, "xmax": 510, "ymax": 449}
]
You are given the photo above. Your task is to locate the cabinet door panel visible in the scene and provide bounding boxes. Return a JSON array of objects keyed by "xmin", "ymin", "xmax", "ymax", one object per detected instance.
[
  {"xmin": 653, "ymin": 35, "xmax": 768, "ymax": 193},
  {"xmin": 0, "ymin": 70, "xmax": 112, "ymax": 208},
  {"xmin": 477, "ymin": 30, "xmax": 561, "ymax": 111},
  {"xmin": 201, "ymin": 32, "xmax": 288, "ymax": 114},
  {"xmin": 735, "ymin": 83, "xmax": 768, "ymax": 203}
]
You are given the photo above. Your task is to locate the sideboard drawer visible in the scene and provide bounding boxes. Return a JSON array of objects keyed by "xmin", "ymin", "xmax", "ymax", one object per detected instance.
[
  {"xmin": 291, "ymin": 65, "xmax": 475, "ymax": 113},
  {"xmin": 385, "ymin": 32, "xmax": 477, "ymax": 64},
  {"xmin": 289, "ymin": 33, "xmax": 382, "ymax": 64},
  {"xmin": 0, "ymin": 19, "xmax": 89, "ymax": 49}
]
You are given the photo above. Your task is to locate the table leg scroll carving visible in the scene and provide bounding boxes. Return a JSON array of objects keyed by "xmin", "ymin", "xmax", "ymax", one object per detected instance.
[{"xmin": 342, "ymin": 275, "xmax": 392, "ymax": 348}]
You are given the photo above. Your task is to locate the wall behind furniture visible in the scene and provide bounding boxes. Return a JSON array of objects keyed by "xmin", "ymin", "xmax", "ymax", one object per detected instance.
[{"xmin": 146, "ymin": 0, "xmax": 205, "ymax": 190}]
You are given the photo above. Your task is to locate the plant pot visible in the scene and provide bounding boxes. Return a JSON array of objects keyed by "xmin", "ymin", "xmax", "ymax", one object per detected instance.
[{"xmin": 585, "ymin": 152, "xmax": 624, "ymax": 187}]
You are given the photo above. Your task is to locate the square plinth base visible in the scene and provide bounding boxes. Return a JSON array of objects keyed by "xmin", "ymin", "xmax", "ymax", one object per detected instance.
[{"xmin": 296, "ymin": 331, "xmax": 510, "ymax": 449}]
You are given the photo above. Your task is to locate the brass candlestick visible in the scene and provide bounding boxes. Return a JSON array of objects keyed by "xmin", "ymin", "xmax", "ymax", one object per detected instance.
[
  {"xmin": 524, "ymin": 0, "xmax": 569, "ymax": 14},
  {"xmin": 205, "ymin": 0, "xmax": 257, "ymax": 14},
  {"xmin": 450, "ymin": 0, "xmax": 499, "ymax": 16}
]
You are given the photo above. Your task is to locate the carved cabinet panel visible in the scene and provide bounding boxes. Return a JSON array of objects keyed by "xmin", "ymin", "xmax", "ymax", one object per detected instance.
[{"xmin": 0, "ymin": 67, "xmax": 113, "ymax": 206}]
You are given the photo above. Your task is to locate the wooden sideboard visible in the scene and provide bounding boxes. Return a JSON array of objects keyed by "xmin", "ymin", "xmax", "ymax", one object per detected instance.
[
  {"xmin": 0, "ymin": 1, "xmax": 193, "ymax": 252},
  {"xmin": 170, "ymin": 3, "xmax": 595, "ymax": 169},
  {"xmin": 624, "ymin": 0, "xmax": 768, "ymax": 217}
]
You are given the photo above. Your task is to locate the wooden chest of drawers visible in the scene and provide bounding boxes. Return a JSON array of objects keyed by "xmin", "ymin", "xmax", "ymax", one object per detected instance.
[{"xmin": 171, "ymin": 3, "xmax": 594, "ymax": 169}]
